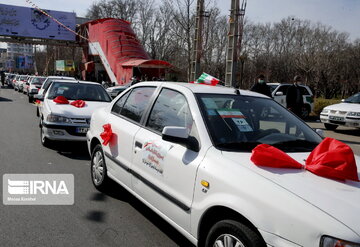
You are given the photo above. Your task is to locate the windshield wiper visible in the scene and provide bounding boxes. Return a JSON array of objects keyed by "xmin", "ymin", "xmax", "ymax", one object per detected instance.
[
  {"xmin": 272, "ymin": 140, "xmax": 319, "ymax": 152},
  {"xmin": 216, "ymin": 141, "xmax": 261, "ymax": 151}
]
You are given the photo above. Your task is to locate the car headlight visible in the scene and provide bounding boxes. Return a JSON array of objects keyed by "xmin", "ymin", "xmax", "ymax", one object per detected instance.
[
  {"xmin": 47, "ymin": 114, "xmax": 71, "ymax": 123},
  {"xmin": 348, "ymin": 112, "xmax": 360, "ymax": 117},
  {"xmin": 321, "ymin": 236, "xmax": 360, "ymax": 247},
  {"xmin": 321, "ymin": 109, "xmax": 329, "ymax": 114}
]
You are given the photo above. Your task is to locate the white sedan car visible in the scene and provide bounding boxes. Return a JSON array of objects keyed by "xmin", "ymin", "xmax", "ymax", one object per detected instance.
[
  {"xmin": 87, "ymin": 82, "xmax": 360, "ymax": 247},
  {"xmin": 38, "ymin": 80, "xmax": 111, "ymax": 147},
  {"xmin": 320, "ymin": 92, "xmax": 360, "ymax": 130}
]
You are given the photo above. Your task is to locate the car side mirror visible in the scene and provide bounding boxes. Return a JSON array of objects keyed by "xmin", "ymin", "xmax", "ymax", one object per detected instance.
[
  {"xmin": 315, "ymin": 128, "xmax": 325, "ymax": 138},
  {"xmin": 275, "ymin": 92, "xmax": 284, "ymax": 96},
  {"xmin": 162, "ymin": 126, "xmax": 199, "ymax": 152},
  {"xmin": 34, "ymin": 94, "xmax": 44, "ymax": 101}
]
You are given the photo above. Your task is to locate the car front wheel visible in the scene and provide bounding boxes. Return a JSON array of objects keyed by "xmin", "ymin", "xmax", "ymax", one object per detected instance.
[
  {"xmin": 91, "ymin": 144, "xmax": 109, "ymax": 191},
  {"xmin": 205, "ymin": 220, "xmax": 265, "ymax": 247},
  {"xmin": 324, "ymin": 123, "xmax": 338, "ymax": 130},
  {"xmin": 40, "ymin": 121, "xmax": 52, "ymax": 147}
]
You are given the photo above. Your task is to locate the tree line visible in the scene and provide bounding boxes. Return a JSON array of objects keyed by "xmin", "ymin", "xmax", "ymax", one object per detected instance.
[{"xmin": 84, "ymin": 0, "xmax": 360, "ymax": 98}]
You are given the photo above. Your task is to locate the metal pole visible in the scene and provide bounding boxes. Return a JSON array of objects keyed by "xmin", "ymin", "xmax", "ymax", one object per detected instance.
[
  {"xmin": 191, "ymin": 0, "xmax": 205, "ymax": 81},
  {"xmin": 225, "ymin": 0, "xmax": 240, "ymax": 88}
]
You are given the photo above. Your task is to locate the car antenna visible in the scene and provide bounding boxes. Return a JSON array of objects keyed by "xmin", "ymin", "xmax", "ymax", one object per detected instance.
[{"xmin": 235, "ymin": 88, "xmax": 240, "ymax": 95}]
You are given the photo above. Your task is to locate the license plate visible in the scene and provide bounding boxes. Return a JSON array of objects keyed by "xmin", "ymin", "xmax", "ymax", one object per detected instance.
[
  {"xmin": 329, "ymin": 116, "xmax": 344, "ymax": 121},
  {"xmin": 76, "ymin": 127, "xmax": 89, "ymax": 133}
]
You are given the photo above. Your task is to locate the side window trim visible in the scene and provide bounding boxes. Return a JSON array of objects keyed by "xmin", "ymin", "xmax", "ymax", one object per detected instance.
[
  {"xmin": 111, "ymin": 88, "xmax": 132, "ymax": 114},
  {"xmin": 112, "ymin": 86, "xmax": 157, "ymax": 124},
  {"xmin": 145, "ymin": 87, "xmax": 195, "ymax": 135}
]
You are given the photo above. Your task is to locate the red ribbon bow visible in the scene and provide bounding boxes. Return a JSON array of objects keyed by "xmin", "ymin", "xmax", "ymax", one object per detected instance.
[
  {"xmin": 251, "ymin": 138, "xmax": 359, "ymax": 182},
  {"xmin": 70, "ymin": 100, "xmax": 86, "ymax": 108},
  {"xmin": 53, "ymin": 96, "xmax": 69, "ymax": 104},
  {"xmin": 100, "ymin": 124, "xmax": 113, "ymax": 146}
]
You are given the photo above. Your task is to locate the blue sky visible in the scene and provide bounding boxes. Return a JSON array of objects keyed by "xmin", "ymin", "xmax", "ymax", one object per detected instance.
[{"xmin": 3, "ymin": 0, "xmax": 360, "ymax": 40}]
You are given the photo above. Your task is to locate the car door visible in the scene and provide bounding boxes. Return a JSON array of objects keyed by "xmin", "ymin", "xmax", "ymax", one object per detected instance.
[
  {"xmin": 273, "ymin": 85, "xmax": 289, "ymax": 107},
  {"xmin": 131, "ymin": 87, "xmax": 203, "ymax": 231},
  {"xmin": 103, "ymin": 86, "xmax": 157, "ymax": 189}
]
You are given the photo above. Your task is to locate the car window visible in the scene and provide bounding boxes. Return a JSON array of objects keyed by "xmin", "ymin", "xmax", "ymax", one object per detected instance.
[
  {"xmin": 119, "ymin": 87, "xmax": 156, "ymax": 123},
  {"xmin": 276, "ymin": 85, "xmax": 290, "ymax": 94},
  {"xmin": 196, "ymin": 94, "xmax": 322, "ymax": 152},
  {"xmin": 344, "ymin": 92, "xmax": 360, "ymax": 103},
  {"xmin": 147, "ymin": 88, "xmax": 193, "ymax": 133},
  {"xmin": 47, "ymin": 82, "xmax": 111, "ymax": 102},
  {"xmin": 111, "ymin": 90, "xmax": 131, "ymax": 114}
]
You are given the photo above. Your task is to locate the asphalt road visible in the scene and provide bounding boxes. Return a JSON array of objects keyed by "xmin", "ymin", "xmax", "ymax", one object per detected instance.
[
  {"xmin": 1, "ymin": 87, "xmax": 359, "ymax": 247},
  {"xmin": 306, "ymin": 120, "xmax": 360, "ymax": 155},
  {"xmin": 0, "ymin": 87, "xmax": 193, "ymax": 247}
]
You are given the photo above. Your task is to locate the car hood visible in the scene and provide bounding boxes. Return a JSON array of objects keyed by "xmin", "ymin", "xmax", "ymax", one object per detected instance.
[
  {"xmin": 222, "ymin": 151, "xmax": 360, "ymax": 235},
  {"xmin": 46, "ymin": 99, "xmax": 110, "ymax": 118},
  {"xmin": 325, "ymin": 103, "xmax": 360, "ymax": 112}
]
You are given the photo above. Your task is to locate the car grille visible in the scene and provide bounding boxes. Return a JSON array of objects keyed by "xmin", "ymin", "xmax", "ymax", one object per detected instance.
[{"xmin": 329, "ymin": 110, "xmax": 347, "ymax": 115}]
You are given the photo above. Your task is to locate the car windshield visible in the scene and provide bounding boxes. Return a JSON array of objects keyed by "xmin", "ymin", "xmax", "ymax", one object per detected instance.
[
  {"xmin": 47, "ymin": 82, "xmax": 111, "ymax": 102},
  {"xmin": 43, "ymin": 77, "xmax": 75, "ymax": 91},
  {"xmin": 31, "ymin": 77, "xmax": 46, "ymax": 85},
  {"xmin": 344, "ymin": 93, "xmax": 360, "ymax": 104},
  {"xmin": 196, "ymin": 94, "xmax": 322, "ymax": 152}
]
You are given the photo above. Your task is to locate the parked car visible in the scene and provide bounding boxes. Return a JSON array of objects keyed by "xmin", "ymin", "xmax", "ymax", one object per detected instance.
[
  {"xmin": 38, "ymin": 80, "xmax": 111, "ymax": 147},
  {"xmin": 268, "ymin": 83, "xmax": 314, "ymax": 119},
  {"xmin": 5, "ymin": 73, "xmax": 16, "ymax": 88},
  {"xmin": 37, "ymin": 76, "xmax": 76, "ymax": 97},
  {"xmin": 320, "ymin": 92, "xmax": 360, "ymax": 130},
  {"xmin": 26, "ymin": 76, "xmax": 46, "ymax": 103},
  {"xmin": 105, "ymin": 84, "xmax": 129, "ymax": 98},
  {"xmin": 14, "ymin": 75, "xmax": 29, "ymax": 92},
  {"xmin": 87, "ymin": 82, "xmax": 360, "ymax": 247},
  {"xmin": 36, "ymin": 76, "xmax": 76, "ymax": 117}
]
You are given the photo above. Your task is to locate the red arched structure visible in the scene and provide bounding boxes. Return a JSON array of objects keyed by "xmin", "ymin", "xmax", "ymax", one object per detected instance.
[{"xmin": 80, "ymin": 18, "xmax": 174, "ymax": 85}]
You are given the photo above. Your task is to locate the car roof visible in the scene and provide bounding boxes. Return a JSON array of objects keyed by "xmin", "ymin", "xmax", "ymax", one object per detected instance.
[
  {"xmin": 51, "ymin": 80, "xmax": 101, "ymax": 86},
  {"xmin": 134, "ymin": 81, "xmax": 269, "ymax": 98},
  {"xmin": 46, "ymin": 76, "xmax": 75, "ymax": 79}
]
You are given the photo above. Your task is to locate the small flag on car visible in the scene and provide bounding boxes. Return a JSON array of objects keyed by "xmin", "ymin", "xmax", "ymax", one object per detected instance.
[{"xmin": 191, "ymin": 73, "xmax": 220, "ymax": 86}]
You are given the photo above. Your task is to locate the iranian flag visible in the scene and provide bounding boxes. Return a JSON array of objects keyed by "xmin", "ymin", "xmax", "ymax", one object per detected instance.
[{"xmin": 192, "ymin": 73, "xmax": 220, "ymax": 86}]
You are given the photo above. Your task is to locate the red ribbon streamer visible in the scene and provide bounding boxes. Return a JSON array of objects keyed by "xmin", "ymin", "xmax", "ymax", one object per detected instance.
[
  {"xmin": 100, "ymin": 124, "xmax": 113, "ymax": 146},
  {"xmin": 70, "ymin": 100, "xmax": 86, "ymax": 108},
  {"xmin": 53, "ymin": 96, "xmax": 69, "ymax": 104},
  {"xmin": 251, "ymin": 138, "xmax": 359, "ymax": 182},
  {"xmin": 251, "ymin": 144, "xmax": 303, "ymax": 169}
]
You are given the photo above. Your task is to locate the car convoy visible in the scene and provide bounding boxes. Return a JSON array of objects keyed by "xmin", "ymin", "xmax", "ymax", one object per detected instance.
[{"xmin": 2, "ymin": 73, "xmax": 360, "ymax": 247}]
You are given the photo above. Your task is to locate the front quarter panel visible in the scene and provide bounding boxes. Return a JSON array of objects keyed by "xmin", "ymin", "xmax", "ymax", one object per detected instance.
[{"xmin": 191, "ymin": 147, "xmax": 358, "ymax": 246}]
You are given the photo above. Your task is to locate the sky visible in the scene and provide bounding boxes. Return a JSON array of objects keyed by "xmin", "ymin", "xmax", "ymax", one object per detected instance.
[{"xmin": 2, "ymin": 0, "xmax": 360, "ymax": 41}]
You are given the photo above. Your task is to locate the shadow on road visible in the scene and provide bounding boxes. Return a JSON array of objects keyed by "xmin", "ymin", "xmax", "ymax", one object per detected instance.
[
  {"xmin": 335, "ymin": 129, "xmax": 360, "ymax": 138},
  {"xmin": 46, "ymin": 141, "xmax": 90, "ymax": 160},
  {"xmin": 85, "ymin": 210, "xmax": 106, "ymax": 222},
  {"xmin": 94, "ymin": 180, "xmax": 194, "ymax": 246},
  {"xmin": 0, "ymin": 96, "xmax": 13, "ymax": 102}
]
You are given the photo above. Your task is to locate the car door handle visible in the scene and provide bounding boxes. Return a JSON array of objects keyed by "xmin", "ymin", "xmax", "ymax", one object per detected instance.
[{"xmin": 135, "ymin": 141, "xmax": 143, "ymax": 149}]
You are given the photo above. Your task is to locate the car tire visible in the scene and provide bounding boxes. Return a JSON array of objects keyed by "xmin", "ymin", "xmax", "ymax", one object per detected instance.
[
  {"xmin": 91, "ymin": 144, "xmax": 109, "ymax": 191},
  {"xmin": 205, "ymin": 220, "xmax": 266, "ymax": 247},
  {"xmin": 40, "ymin": 122, "xmax": 52, "ymax": 147},
  {"xmin": 324, "ymin": 123, "xmax": 338, "ymax": 130}
]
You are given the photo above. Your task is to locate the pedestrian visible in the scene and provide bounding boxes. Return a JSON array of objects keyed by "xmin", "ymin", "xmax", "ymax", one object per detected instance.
[
  {"xmin": 250, "ymin": 74, "xmax": 272, "ymax": 97},
  {"xmin": 286, "ymin": 75, "xmax": 304, "ymax": 117},
  {"xmin": 1, "ymin": 71, "xmax": 5, "ymax": 87}
]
